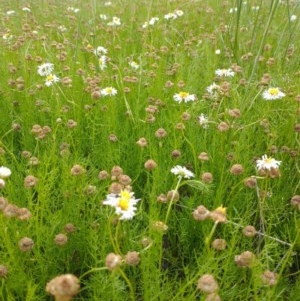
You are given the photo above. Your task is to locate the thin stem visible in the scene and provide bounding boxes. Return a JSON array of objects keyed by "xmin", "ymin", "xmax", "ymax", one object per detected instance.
[
  {"xmin": 164, "ymin": 177, "xmax": 182, "ymax": 224},
  {"xmin": 118, "ymin": 268, "xmax": 136, "ymax": 301},
  {"xmin": 79, "ymin": 267, "xmax": 107, "ymax": 280},
  {"xmin": 205, "ymin": 222, "xmax": 219, "ymax": 250}
]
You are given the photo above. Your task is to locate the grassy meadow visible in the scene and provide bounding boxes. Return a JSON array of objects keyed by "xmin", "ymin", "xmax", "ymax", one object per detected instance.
[{"xmin": 0, "ymin": 0, "xmax": 300, "ymax": 300}]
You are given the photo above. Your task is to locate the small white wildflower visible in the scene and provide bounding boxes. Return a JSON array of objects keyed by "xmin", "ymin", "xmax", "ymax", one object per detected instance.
[
  {"xmin": 175, "ymin": 10, "xmax": 184, "ymax": 17},
  {"xmin": 107, "ymin": 16, "xmax": 121, "ymax": 26},
  {"xmin": 171, "ymin": 165, "xmax": 195, "ymax": 179},
  {"xmin": 100, "ymin": 14, "xmax": 107, "ymax": 20},
  {"xmin": 229, "ymin": 7, "xmax": 237, "ymax": 13},
  {"xmin": 6, "ymin": 10, "xmax": 16, "ymax": 15},
  {"xmin": 104, "ymin": 1, "xmax": 112, "ymax": 6},
  {"xmin": 198, "ymin": 114, "xmax": 209, "ymax": 129},
  {"xmin": 215, "ymin": 68, "xmax": 235, "ymax": 77},
  {"xmin": 256, "ymin": 155, "xmax": 281, "ymax": 171},
  {"xmin": 22, "ymin": 7, "xmax": 31, "ymax": 12},
  {"xmin": 173, "ymin": 92, "xmax": 196, "ymax": 103},
  {"xmin": 101, "ymin": 87, "xmax": 117, "ymax": 96},
  {"xmin": 129, "ymin": 61, "xmax": 139, "ymax": 69},
  {"xmin": 94, "ymin": 46, "xmax": 108, "ymax": 56},
  {"xmin": 149, "ymin": 17, "xmax": 159, "ymax": 25},
  {"xmin": 103, "ymin": 190, "xmax": 140, "ymax": 220},
  {"xmin": 206, "ymin": 82, "xmax": 221, "ymax": 98},
  {"xmin": 98, "ymin": 55, "xmax": 108, "ymax": 70},
  {"xmin": 262, "ymin": 87, "xmax": 285, "ymax": 100},
  {"xmin": 164, "ymin": 13, "xmax": 177, "ymax": 20},
  {"xmin": 45, "ymin": 74, "xmax": 60, "ymax": 87},
  {"xmin": 290, "ymin": 15, "xmax": 297, "ymax": 22},
  {"xmin": 0, "ymin": 166, "xmax": 12, "ymax": 178},
  {"xmin": 37, "ymin": 63, "xmax": 54, "ymax": 76},
  {"xmin": 215, "ymin": 49, "xmax": 221, "ymax": 55}
]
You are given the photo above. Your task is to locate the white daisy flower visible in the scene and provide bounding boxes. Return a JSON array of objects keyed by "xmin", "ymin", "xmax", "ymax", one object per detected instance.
[
  {"xmin": 215, "ymin": 68, "xmax": 235, "ymax": 77},
  {"xmin": 149, "ymin": 17, "xmax": 159, "ymax": 25},
  {"xmin": 98, "ymin": 55, "xmax": 108, "ymax": 70},
  {"xmin": 0, "ymin": 166, "xmax": 12, "ymax": 178},
  {"xmin": 173, "ymin": 92, "xmax": 196, "ymax": 103},
  {"xmin": 171, "ymin": 165, "xmax": 195, "ymax": 179},
  {"xmin": 94, "ymin": 46, "xmax": 108, "ymax": 56},
  {"xmin": 101, "ymin": 87, "xmax": 117, "ymax": 96},
  {"xmin": 175, "ymin": 10, "xmax": 184, "ymax": 17},
  {"xmin": 129, "ymin": 61, "xmax": 139, "ymax": 69},
  {"xmin": 256, "ymin": 155, "xmax": 281, "ymax": 171},
  {"xmin": 45, "ymin": 74, "xmax": 60, "ymax": 86},
  {"xmin": 37, "ymin": 63, "xmax": 54, "ymax": 76},
  {"xmin": 100, "ymin": 14, "xmax": 107, "ymax": 20},
  {"xmin": 6, "ymin": 10, "xmax": 16, "ymax": 15},
  {"xmin": 206, "ymin": 82, "xmax": 220, "ymax": 96},
  {"xmin": 262, "ymin": 87, "xmax": 285, "ymax": 100},
  {"xmin": 198, "ymin": 114, "xmax": 209, "ymax": 129},
  {"xmin": 103, "ymin": 190, "xmax": 140, "ymax": 220},
  {"xmin": 290, "ymin": 15, "xmax": 297, "ymax": 22},
  {"xmin": 22, "ymin": 7, "xmax": 31, "ymax": 12},
  {"xmin": 107, "ymin": 17, "xmax": 121, "ymax": 26},
  {"xmin": 164, "ymin": 13, "xmax": 177, "ymax": 20}
]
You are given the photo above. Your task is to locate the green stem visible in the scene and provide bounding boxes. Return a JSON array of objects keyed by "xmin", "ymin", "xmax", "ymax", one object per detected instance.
[
  {"xmin": 119, "ymin": 268, "xmax": 136, "ymax": 301},
  {"xmin": 79, "ymin": 267, "xmax": 107, "ymax": 280},
  {"xmin": 205, "ymin": 221, "xmax": 219, "ymax": 250},
  {"xmin": 164, "ymin": 177, "xmax": 182, "ymax": 224}
]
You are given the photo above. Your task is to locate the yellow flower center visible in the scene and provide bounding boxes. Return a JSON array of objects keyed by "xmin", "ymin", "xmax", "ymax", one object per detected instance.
[
  {"xmin": 118, "ymin": 198, "xmax": 129, "ymax": 210},
  {"xmin": 105, "ymin": 87, "xmax": 113, "ymax": 94},
  {"xmin": 118, "ymin": 190, "xmax": 131, "ymax": 210},
  {"xmin": 268, "ymin": 88, "xmax": 279, "ymax": 96},
  {"xmin": 215, "ymin": 206, "xmax": 226, "ymax": 214},
  {"xmin": 46, "ymin": 74, "xmax": 54, "ymax": 81},
  {"xmin": 86, "ymin": 44, "xmax": 93, "ymax": 50},
  {"xmin": 179, "ymin": 92, "xmax": 189, "ymax": 99},
  {"xmin": 263, "ymin": 157, "xmax": 273, "ymax": 163}
]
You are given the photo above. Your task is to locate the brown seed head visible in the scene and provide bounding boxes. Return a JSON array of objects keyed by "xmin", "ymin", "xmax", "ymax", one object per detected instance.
[
  {"xmin": 55, "ymin": 234, "xmax": 68, "ymax": 246},
  {"xmin": 155, "ymin": 128, "xmax": 167, "ymax": 138},
  {"xmin": 136, "ymin": 137, "xmax": 148, "ymax": 148},
  {"xmin": 235, "ymin": 251, "xmax": 256, "ymax": 268},
  {"xmin": 17, "ymin": 207, "xmax": 32, "ymax": 221},
  {"xmin": 125, "ymin": 251, "xmax": 140, "ymax": 266},
  {"xmin": 144, "ymin": 159, "xmax": 157, "ymax": 170},
  {"xmin": 0, "ymin": 197, "xmax": 8, "ymax": 211},
  {"xmin": 98, "ymin": 170, "xmax": 109, "ymax": 180},
  {"xmin": 244, "ymin": 177, "xmax": 257, "ymax": 188},
  {"xmin": 261, "ymin": 270, "xmax": 278, "ymax": 286},
  {"xmin": 209, "ymin": 206, "xmax": 227, "ymax": 223},
  {"xmin": 198, "ymin": 152, "xmax": 209, "ymax": 161},
  {"xmin": 230, "ymin": 164, "xmax": 244, "ymax": 175},
  {"xmin": 242, "ymin": 225, "xmax": 257, "ymax": 237},
  {"xmin": 166, "ymin": 190, "xmax": 180, "ymax": 202},
  {"xmin": 0, "ymin": 265, "xmax": 8, "ymax": 278},
  {"xmin": 105, "ymin": 253, "xmax": 123, "ymax": 271},
  {"xmin": 201, "ymin": 172, "xmax": 213, "ymax": 184},
  {"xmin": 70, "ymin": 164, "xmax": 86, "ymax": 176},
  {"xmin": 64, "ymin": 223, "xmax": 76, "ymax": 234},
  {"xmin": 291, "ymin": 195, "xmax": 300, "ymax": 210},
  {"xmin": 211, "ymin": 239, "xmax": 227, "ymax": 250},
  {"xmin": 192, "ymin": 205, "xmax": 210, "ymax": 221},
  {"xmin": 18, "ymin": 237, "xmax": 34, "ymax": 252},
  {"xmin": 46, "ymin": 274, "xmax": 80, "ymax": 301},
  {"xmin": 197, "ymin": 274, "xmax": 219, "ymax": 294}
]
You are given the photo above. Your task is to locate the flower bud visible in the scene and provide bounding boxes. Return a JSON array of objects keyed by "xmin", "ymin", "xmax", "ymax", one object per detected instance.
[
  {"xmin": 125, "ymin": 251, "xmax": 140, "ymax": 266},
  {"xmin": 105, "ymin": 253, "xmax": 122, "ymax": 271},
  {"xmin": 197, "ymin": 274, "xmax": 219, "ymax": 294}
]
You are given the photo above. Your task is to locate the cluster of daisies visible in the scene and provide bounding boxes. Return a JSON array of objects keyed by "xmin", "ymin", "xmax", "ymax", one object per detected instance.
[{"xmin": 37, "ymin": 63, "xmax": 60, "ymax": 87}]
